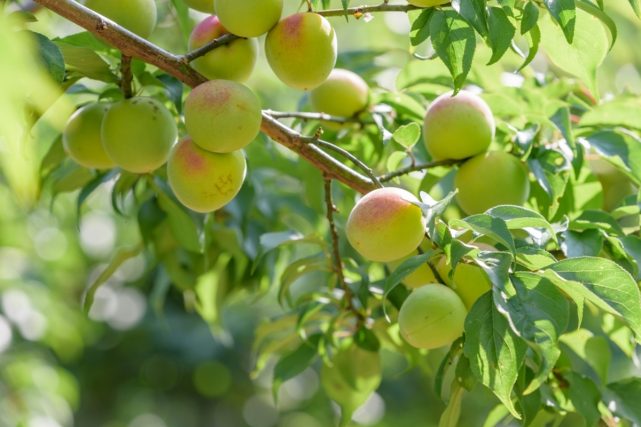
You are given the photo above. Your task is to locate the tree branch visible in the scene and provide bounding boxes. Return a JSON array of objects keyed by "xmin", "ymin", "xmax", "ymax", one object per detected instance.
[
  {"xmin": 379, "ymin": 159, "xmax": 463, "ymax": 182},
  {"xmin": 316, "ymin": 3, "xmax": 427, "ymax": 17},
  {"xmin": 181, "ymin": 33, "xmax": 239, "ymax": 62},
  {"xmin": 34, "ymin": 0, "xmax": 378, "ymax": 194},
  {"xmin": 264, "ymin": 109, "xmax": 366, "ymax": 125}
]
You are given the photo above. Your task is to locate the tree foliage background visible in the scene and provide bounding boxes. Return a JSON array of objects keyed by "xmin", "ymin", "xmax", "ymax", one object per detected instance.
[{"xmin": 2, "ymin": 1, "xmax": 641, "ymax": 427}]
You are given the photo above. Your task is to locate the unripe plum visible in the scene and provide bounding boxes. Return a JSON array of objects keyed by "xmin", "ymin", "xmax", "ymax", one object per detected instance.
[
  {"xmin": 588, "ymin": 156, "xmax": 637, "ymax": 211},
  {"xmin": 435, "ymin": 257, "xmax": 492, "ymax": 310},
  {"xmin": 167, "ymin": 138, "xmax": 246, "ymax": 212},
  {"xmin": 346, "ymin": 187, "xmax": 426, "ymax": 263},
  {"xmin": 214, "ymin": 0, "xmax": 282, "ymax": 38},
  {"xmin": 189, "ymin": 15, "xmax": 258, "ymax": 82},
  {"xmin": 407, "ymin": 0, "xmax": 450, "ymax": 6},
  {"xmin": 310, "ymin": 69, "xmax": 369, "ymax": 118},
  {"xmin": 455, "ymin": 151, "xmax": 530, "ymax": 215},
  {"xmin": 321, "ymin": 345, "xmax": 381, "ymax": 419},
  {"xmin": 63, "ymin": 103, "xmax": 115, "ymax": 169},
  {"xmin": 84, "ymin": 0, "xmax": 157, "ymax": 38},
  {"xmin": 101, "ymin": 97, "xmax": 177, "ymax": 173},
  {"xmin": 423, "ymin": 90, "xmax": 495, "ymax": 160},
  {"xmin": 183, "ymin": 0, "xmax": 213, "ymax": 13},
  {"xmin": 265, "ymin": 13, "xmax": 337, "ymax": 91},
  {"xmin": 184, "ymin": 80, "xmax": 262, "ymax": 153},
  {"xmin": 398, "ymin": 284, "xmax": 467, "ymax": 349}
]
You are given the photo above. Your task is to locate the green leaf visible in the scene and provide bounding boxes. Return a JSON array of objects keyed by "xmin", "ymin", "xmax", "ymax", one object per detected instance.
[
  {"xmin": 82, "ymin": 243, "xmax": 144, "ymax": 314},
  {"xmin": 392, "ymin": 122, "xmax": 421, "ymax": 148},
  {"xmin": 540, "ymin": 7, "xmax": 608, "ymax": 97},
  {"xmin": 580, "ymin": 96, "xmax": 641, "ymax": 131},
  {"xmin": 486, "ymin": 7, "xmax": 515, "ymax": 65},
  {"xmin": 521, "ymin": 1, "xmax": 539, "ymax": 34},
  {"xmin": 628, "ymin": 0, "xmax": 641, "ymax": 17},
  {"xmin": 584, "ymin": 131, "xmax": 641, "ymax": 186},
  {"xmin": 544, "ymin": 257, "xmax": 641, "ymax": 341},
  {"xmin": 517, "ymin": 23, "xmax": 540, "ymax": 71},
  {"xmin": 30, "ymin": 32, "xmax": 65, "ymax": 83},
  {"xmin": 559, "ymin": 329, "xmax": 611, "ymax": 384},
  {"xmin": 451, "ymin": 0, "xmax": 488, "ymax": 36},
  {"xmin": 515, "ymin": 246, "xmax": 558, "ymax": 270},
  {"xmin": 564, "ymin": 372, "xmax": 603, "ymax": 426},
  {"xmin": 154, "ymin": 179, "xmax": 202, "ymax": 254},
  {"xmin": 464, "ymin": 293, "xmax": 527, "ymax": 419},
  {"xmin": 279, "ymin": 254, "xmax": 330, "ymax": 306},
  {"xmin": 272, "ymin": 334, "xmax": 320, "ymax": 401},
  {"xmin": 485, "ymin": 205, "xmax": 556, "ymax": 242},
  {"xmin": 576, "ymin": 0, "xmax": 617, "ymax": 50},
  {"xmin": 429, "ymin": 10, "xmax": 476, "ymax": 91},
  {"xmin": 438, "ymin": 382, "xmax": 464, "ymax": 427},
  {"xmin": 562, "ymin": 229, "xmax": 603, "ymax": 258},
  {"xmin": 544, "ymin": 0, "xmax": 576, "ymax": 43},
  {"xmin": 508, "ymin": 272, "xmax": 569, "ymax": 394},
  {"xmin": 55, "ymin": 42, "xmax": 117, "ymax": 83},
  {"xmin": 410, "ymin": 8, "xmax": 435, "ymax": 46},
  {"xmin": 607, "ymin": 378, "xmax": 641, "ymax": 424},
  {"xmin": 450, "ymin": 215, "xmax": 516, "ymax": 253}
]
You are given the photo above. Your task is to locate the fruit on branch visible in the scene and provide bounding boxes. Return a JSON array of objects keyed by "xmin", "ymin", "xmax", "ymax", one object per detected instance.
[
  {"xmin": 388, "ymin": 257, "xmax": 436, "ymax": 289},
  {"xmin": 265, "ymin": 13, "xmax": 337, "ymax": 91},
  {"xmin": 63, "ymin": 103, "xmax": 115, "ymax": 170},
  {"xmin": 398, "ymin": 284, "xmax": 466, "ymax": 349},
  {"xmin": 346, "ymin": 187, "xmax": 426, "ymax": 263},
  {"xmin": 588, "ymin": 156, "xmax": 638, "ymax": 211},
  {"xmin": 455, "ymin": 151, "xmax": 530, "ymax": 215},
  {"xmin": 214, "ymin": 0, "xmax": 283, "ymax": 38},
  {"xmin": 407, "ymin": 0, "xmax": 450, "ymax": 6},
  {"xmin": 310, "ymin": 69, "xmax": 369, "ymax": 118},
  {"xmin": 423, "ymin": 90, "xmax": 495, "ymax": 160},
  {"xmin": 167, "ymin": 138, "xmax": 246, "ymax": 212},
  {"xmin": 436, "ymin": 256, "xmax": 492, "ymax": 310},
  {"xmin": 184, "ymin": 80, "xmax": 262, "ymax": 153},
  {"xmin": 101, "ymin": 97, "xmax": 177, "ymax": 173},
  {"xmin": 321, "ymin": 344, "xmax": 381, "ymax": 424},
  {"xmin": 189, "ymin": 15, "xmax": 258, "ymax": 82},
  {"xmin": 84, "ymin": 0, "xmax": 157, "ymax": 38},
  {"xmin": 182, "ymin": 0, "xmax": 214, "ymax": 13}
]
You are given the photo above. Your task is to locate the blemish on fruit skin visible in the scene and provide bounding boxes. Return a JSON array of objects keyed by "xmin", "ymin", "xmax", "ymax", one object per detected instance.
[
  {"xmin": 193, "ymin": 84, "xmax": 231, "ymax": 109},
  {"xmin": 176, "ymin": 139, "xmax": 205, "ymax": 171},
  {"xmin": 214, "ymin": 173, "xmax": 234, "ymax": 196},
  {"xmin": 281, "ymin": 13, "xmax": 303, "ymax": 38}
]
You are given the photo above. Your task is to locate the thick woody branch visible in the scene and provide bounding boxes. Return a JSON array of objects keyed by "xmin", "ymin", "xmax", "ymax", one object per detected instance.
[{"xmin": 34, "ymin": 0, "xmax": 378, "ymax": 194}]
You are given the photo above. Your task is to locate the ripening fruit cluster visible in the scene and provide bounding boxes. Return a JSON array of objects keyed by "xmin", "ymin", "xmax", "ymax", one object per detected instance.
[{"xmin": 423, "ymin": 90, "xmax": 531, "ymax": 215}]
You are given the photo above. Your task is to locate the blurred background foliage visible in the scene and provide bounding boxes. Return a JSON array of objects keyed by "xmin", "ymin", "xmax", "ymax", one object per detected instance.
[{"xmin": 1, "ymin": 1, "xmax": 641, "ymax": 427}]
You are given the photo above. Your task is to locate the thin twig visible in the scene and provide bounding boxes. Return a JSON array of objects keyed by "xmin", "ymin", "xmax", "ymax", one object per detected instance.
[
  {"xmin": 181, "ymin": 33, "xmax": 239, "ymax": 62},
  {"xmin": 34, "ymin": 0, "xmax": 379, "ymax": 194},
  {"xmin": 324, "ymin": 174, "xmax": 363, "ymax": 321},
  {"xmin": 120, "ymin": 54, "xmax": 133, "ymax": 98},
  {"xmin": 316, "ymin": 3, "xmax": 428, "ymax": 17},
  {"xmin": 265, "ymin": 109, "xmax": 366, "ymax": 125},
  {"xmin": 379, "ymin": 159, "xmax": 463, "ymax": 182},
  {"xmin": 311, "ymin": 138, "xmax": 384, "ymax": 188}
]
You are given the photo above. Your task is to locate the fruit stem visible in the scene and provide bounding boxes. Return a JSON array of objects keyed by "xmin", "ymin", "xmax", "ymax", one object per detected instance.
[{"xmin": 120, "ymin": 54, "xmax": 134, "ymax": 98}]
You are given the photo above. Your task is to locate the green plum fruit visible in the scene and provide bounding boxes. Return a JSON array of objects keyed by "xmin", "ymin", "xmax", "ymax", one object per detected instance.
[
  {"xmin": 63, "ymin": 103, "xmax": 115, "ymax": 169},
  {"xmin": 407, "ymin": 0, "xmax": 450, "ymax": 6},
  {"xmin": 184, "ymin": 80, "xmax": 262, "ymax": 153},
  {"xmin": 189, "ymin": 15, "xmax": 258, "ymax": 82},
  {"xmin": 423, "ymin": 90, "xmax": 495, "ymax": 160},
  {"xmin": 321, "ymin": 345, "xmax": 381, "ymax": 424},
  {"xmin": 588, "ymin": 156, "xmax": 637, "ymax": 211},
  {"xmin": 310, "ymin": 68, "xmax": 369, "ymax": 118},
  {"xmin": 346, "ymin": 187, "xmax": 426, "ymax": 263},
  {"xmin": 101, "ymin": 97, "xmax": 177, "ymax": 173},
  {"xmin": 455, "ymin": 151, "xmax": 530, "ymax": 215},
  {"xmin": 265, "ymin": 13, "xmax": 337, "ymax": 90},
  {"xmin": 167, "ymin": 138, "xmax": 246, "ymax": 212},
  {"xmin": 388, "ymin": 252, "xmax": 436, "ymax": 289},
  {"xmin": 398, "ymin": 284, "xmax": 467, "ymax": 349},
  {"xmin": 214, "ymin": 0, "xmax": 282, "ymax": 38},
  {"xmin": 84, "ymin": 0, "xmax": 157, "ymax": 38},
  {"xmin": 183, "ymin": 0, "xmax": 213, "ymax": 13},
  {"xmin": 435, "ymin": 256, "xmax": 492, "ymax": 310}
]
